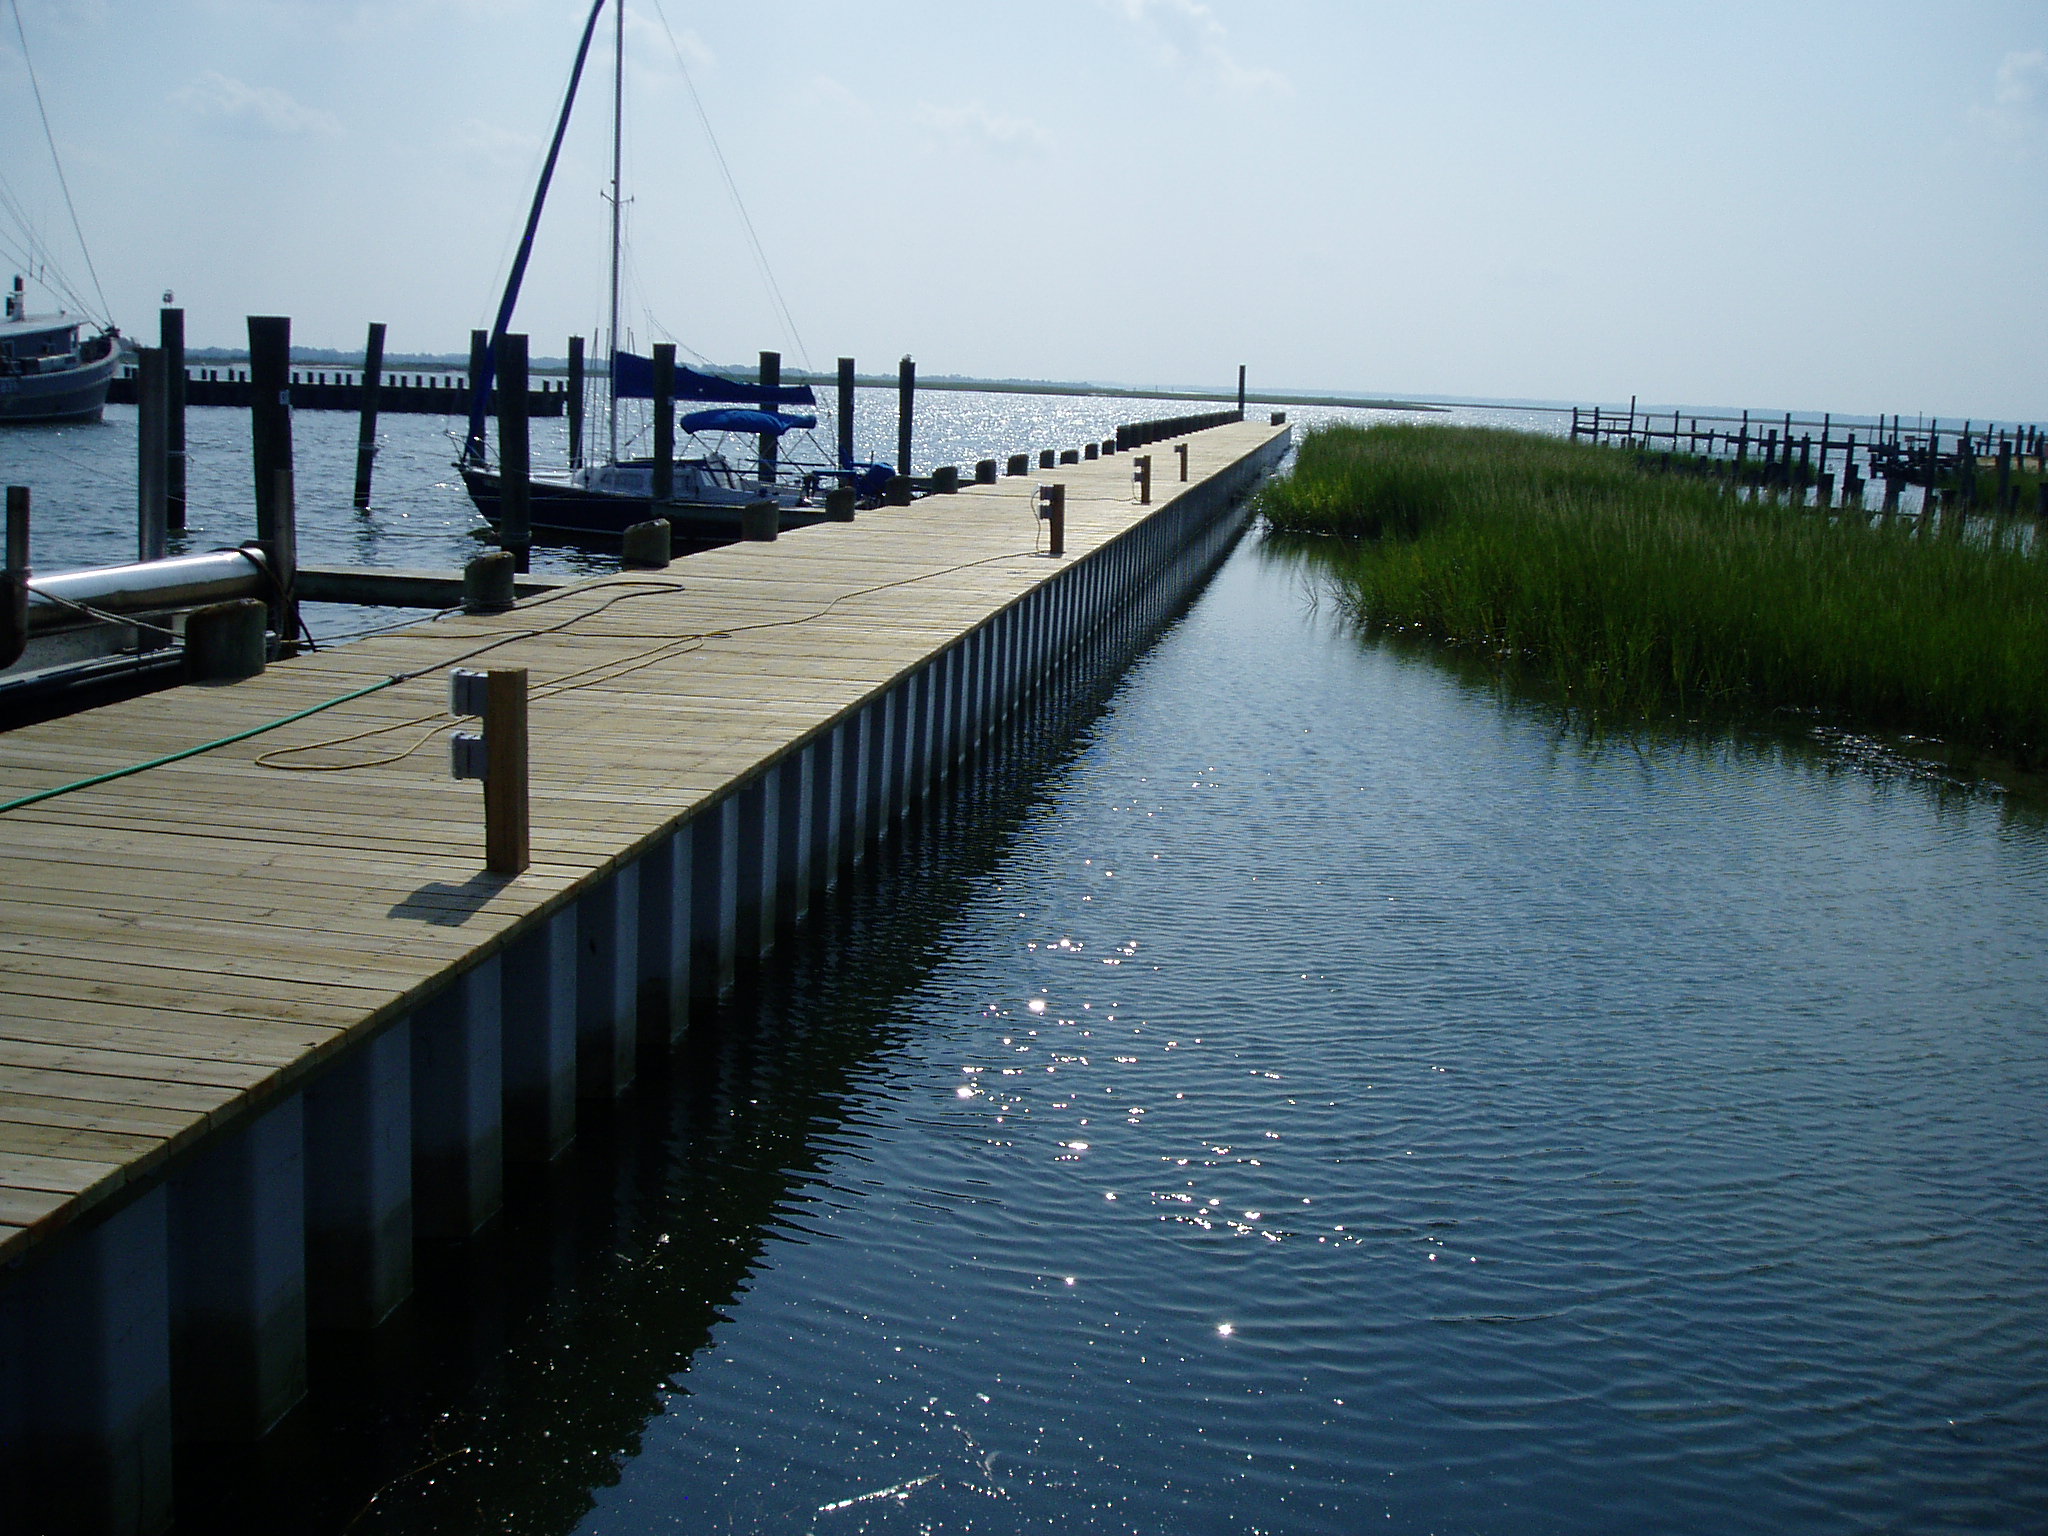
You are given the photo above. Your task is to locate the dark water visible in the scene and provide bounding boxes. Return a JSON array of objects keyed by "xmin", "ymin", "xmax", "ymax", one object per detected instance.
[{"xmin": 206, "ymin": 534, "xmax": 2048, "ymax": 1536}]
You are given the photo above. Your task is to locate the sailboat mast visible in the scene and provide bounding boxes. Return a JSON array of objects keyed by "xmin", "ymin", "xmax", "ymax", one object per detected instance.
[{"xmin": 607, "ymin": 0, "xmax": 624, "ymax": 465}]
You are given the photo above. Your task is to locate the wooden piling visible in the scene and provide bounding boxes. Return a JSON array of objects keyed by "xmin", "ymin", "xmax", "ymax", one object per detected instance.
[
  {"xmin": 468, "ymin": 330, "xmax": 488, "ymax": 407},
  {"xmin": 1236, "ymin": 364, "xmax": 1246, "ymax": 417},
  {"xmin": 897, "ymin": 356, "xmax": 915, "ymax": 476},
  {"xmin": 567, "ymin": 336, "xmax": 585, "ymax": 469},
  {"xmin": 837, "ymin": 357, "xmax": 856, "ymax": 471},
  {"xmin": 136, "ymin": 348, "xmax": 169, "ymax": 563},
  {"xmin": 268, "ymin": 468, "xmax": 299, "ymax": 649},
  {"xmin": 247, "ymin": 316, "xmax": 293, "ymax": 576},
  {"xmin": 651, "ymin": 343, "xmax": 676, "ymax": 503},
  {"xmin": 353, "ymin": 322, "xmax": 386, "ymax": 511},
  {"xmin": 497, "ymin": 332, "xmax": 532, "ymax": 570},
  {"xmin": 758, "ymin": 350, "xmax": 781, "ymax": 486},
  {"xmin": 160, "ymin": 307, "xmax": 186, "ymax": 532}
]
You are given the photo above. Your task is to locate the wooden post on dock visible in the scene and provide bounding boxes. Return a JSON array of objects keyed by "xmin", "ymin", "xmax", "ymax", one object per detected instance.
[
  {"xmin": 651, "ymin": 343, "xmax": 676, "ymax": 503},
  {"xmin": 353, "ymin": 321, "xmax": 386, "ymax": 511},
  {"xmin": 160, "ymin": 306, "xmax": 186, "ymax": 532},
  {"xmin": 248, "ymin": 315, "xmax": 294, "ymax": 572},
  {"xmin": 837, "ymin": 357, "xmax": 856, "ymax": 471},
  {"xmin": 567, "ymin": 336, "xmax": 585, "ymax": 469},
  {"xmin": 897, "ymin": 356, "xmax": 915, "ymax": 476},
  {"xmin": 468, "ymin": 329, "xmax": 488, "ymax": 404},
  {"xmin": 135, "ymin": 347, "xmax": 169, "ymax": 562},
  {"xmin": 497, "ymin": 332, "xmax": 532, "ymax": 570},
  {"xmin": 758, "ymin": 350, "xmax": 781, "ymax": 486},
  {"xmin": 1038, "ymin": 482, "xmax": 1065, "ymax": 556},
  {"xmin": 485, "ymin": 668, "xmax": 531, "ymax": 876},
  {"xmin": 4, "ymin": 486, "xmax": 28, "ymax": 669},
  {"xmin": 268, "ymin": 467, "xmax": 299, "ymax": 649}
]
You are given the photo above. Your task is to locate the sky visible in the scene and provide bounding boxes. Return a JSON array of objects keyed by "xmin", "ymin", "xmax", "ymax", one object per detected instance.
[{"xmin": 2, "ymin": 0, "xmax": 2044, "ymax": 420}]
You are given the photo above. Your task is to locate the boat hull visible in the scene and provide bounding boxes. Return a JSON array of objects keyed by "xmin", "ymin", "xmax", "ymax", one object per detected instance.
[
  {"xmin": 459, "ymin": 465, "xmax": 831, "ymax": 546},
  {"xmin": 0, "ymin": 347, "xmax": 118, "ymax": 424}
]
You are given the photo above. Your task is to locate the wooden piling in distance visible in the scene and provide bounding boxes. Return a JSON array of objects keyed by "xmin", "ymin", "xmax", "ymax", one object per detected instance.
[
  {"xmin": 758, "ymin": 350, "xmax": 781, "ymax": 487},
  {"xmin": 897, "ymin": 356, "xmax": 915, "ymax": 476},
  {"xmin": 135, "ymin": 347, "xmax": 169, "ymax": 563},
  {"xmin": 497, "ymin": 332, "xmax": 532, "ymax": 570},
  {"xmin": 353, "ymin": 321, "xmax": 386, "ymax": 511},
  {"xmin": 160, "ymin": 307, "xmax": 186, "ymax": 532},
  {"xmin": 1236, "ymin": 364, "xmax": 1246, "ymax": 417},
  {"xmin": 567, "ymin": 336, "xmax": 586, "ymax": 470},
  {"xmin": 247, "ymin": 316, "xmax": 294, "ymax": 575},
  {"xmin": 468, "ymin": 330, "xmax": 488, "ymax": 405},
  {"xmin": 837, "ymin": 357, "xmax": 856, "ymax": 471},
  {"xmin": 651, "ymin": 343, "xmax": 676, "ymax": 503}
]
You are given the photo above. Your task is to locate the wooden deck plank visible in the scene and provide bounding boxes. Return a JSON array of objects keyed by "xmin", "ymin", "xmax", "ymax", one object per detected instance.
[{"xmin": 0, "ymin": 423, "xmax": 1286, "ymax": 1263}]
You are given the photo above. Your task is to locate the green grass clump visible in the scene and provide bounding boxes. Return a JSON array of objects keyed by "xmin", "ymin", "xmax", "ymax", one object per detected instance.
[{"xmin": 1259, "ymin": 424, "xmax": 2048, "ymax": 764}]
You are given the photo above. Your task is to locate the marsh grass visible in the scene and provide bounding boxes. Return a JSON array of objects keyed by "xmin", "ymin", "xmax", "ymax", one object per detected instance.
[{"xmin": 1259, "ymin": 424, "xmax": 2048, "ymax": 765}]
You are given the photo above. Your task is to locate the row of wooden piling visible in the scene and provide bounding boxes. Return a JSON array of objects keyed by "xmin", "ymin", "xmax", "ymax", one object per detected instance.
[{"xmin": 1572, "ymin": 399, "xmax": 2048, "ymax": 512}]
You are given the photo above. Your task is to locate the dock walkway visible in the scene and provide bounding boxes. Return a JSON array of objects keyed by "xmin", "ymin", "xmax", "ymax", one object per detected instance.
[{"xmin": 0, "ymin": 418, "xmax": 1288, "ymax": 1533}]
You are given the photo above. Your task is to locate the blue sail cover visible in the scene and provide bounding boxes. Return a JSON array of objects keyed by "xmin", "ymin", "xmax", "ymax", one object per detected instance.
[
  {"xmin": 613, "ymin": 350, "xmax": 817, "ymax": 407},
  {"xmin": 681, "ymin": 408, "xmax": 817, "ymax": 435}
]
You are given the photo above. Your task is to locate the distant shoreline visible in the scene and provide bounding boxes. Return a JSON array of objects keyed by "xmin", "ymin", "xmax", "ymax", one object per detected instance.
[{"xmin": 178, "ymin": 348, "xmax": 1447, "ymax": 414}]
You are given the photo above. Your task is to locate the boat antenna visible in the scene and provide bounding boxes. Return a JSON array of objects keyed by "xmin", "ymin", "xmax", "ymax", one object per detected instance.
[
  {"xmin": 607, "ymin": 0, "xmax": 624, "ymax": 466},
  {"xmin": 463, "ymin": 0, "xmax": 609, "ymax": 466},
  {"xmin": 8, "ymin": 0, "xmax": 110, "ymax": 325}
]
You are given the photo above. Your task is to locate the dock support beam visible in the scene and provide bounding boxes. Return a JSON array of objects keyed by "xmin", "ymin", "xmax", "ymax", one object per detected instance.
[
  {"xmin": 651, "ymin": 343, "xmax": 675, "ymax": 503},
  {"xmin": 567, "ymin": 335, "xmax": 585, "ymax": 470},
  {"xmin": 160, "ymin": 307, "xmax": 186, "ymax": 532},
  {"xmin": 135, "ymin": 348, "xmax": 169, "ymax": 563},
  {"xmin": 7, "ymin": 1190, "xmax": 173, "ymax": 1536},
  {"xmin": 353, "ymin": 321, "xmax": 386, "ymax": 511},
  {"xmin": 897, "ymin": 356, "xmax": 915, "ymax": 476},
  {"xmin": 496, "ymin": 333, "xmax": 532, "ymax": 571},
  {"xmin": 576, "ymin": 867, "xmax": 641, "ymax": 1098},
  {"xmin": 634, "ymin": 830, "xmax": 692, "ymax": 1047},
  {"xmin": 168, "ymin": 1096, "xmax": 306, "ymax": 1443},
  {"xmin": 304, "ymin": 1022, "xmax": 413, "ymax": 1328},
  {"xmin": 503, "ymin": 910, "xmax": 578, "ymax": 1161},
  {"xmin": 411, "ymin": 958, "xmax": 505, "ymax": 1240},
  {"xmin": 837, "ymin": 357, "xmax": 856, "ymax": 471}
]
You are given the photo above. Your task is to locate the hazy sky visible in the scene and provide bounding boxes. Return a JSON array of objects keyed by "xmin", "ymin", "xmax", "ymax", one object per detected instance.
[{"xmin": 3, "ymin": 1, "xmax": 2043, "ymax": 418}]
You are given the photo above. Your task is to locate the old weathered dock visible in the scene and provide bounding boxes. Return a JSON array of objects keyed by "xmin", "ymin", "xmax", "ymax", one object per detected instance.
[{"xmin": 0, "ymin": 417, "xmax": 1288, "ymax": 1533}]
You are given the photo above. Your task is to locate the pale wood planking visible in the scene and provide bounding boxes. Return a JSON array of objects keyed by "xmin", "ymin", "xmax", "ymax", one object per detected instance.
[{"xmin": 0, "ymin": 422, "xmax": 1283, "ymax": 1260}]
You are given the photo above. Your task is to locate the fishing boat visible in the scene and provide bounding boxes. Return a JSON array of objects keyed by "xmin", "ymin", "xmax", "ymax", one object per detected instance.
[
  {"xmin": 0, "ymin": 279, "xmax": 121, "ymax": 426},
  {"xmin": 456, "ymin": 0, "xmax": 889, "ymax": 545}
]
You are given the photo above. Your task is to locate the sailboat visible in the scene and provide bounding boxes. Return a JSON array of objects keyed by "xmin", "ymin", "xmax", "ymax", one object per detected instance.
[{"xmin": 456, "ymin": 0, "xmax": 887, "ymax": 544}]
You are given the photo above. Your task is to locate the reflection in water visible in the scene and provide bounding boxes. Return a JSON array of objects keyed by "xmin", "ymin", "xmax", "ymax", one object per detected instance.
[{"xmin": 184, "ymin": 530, "xmax": 2047, "ymax": 1536}]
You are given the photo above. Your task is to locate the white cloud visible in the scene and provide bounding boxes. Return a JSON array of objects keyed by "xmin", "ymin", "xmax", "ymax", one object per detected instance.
[
  {"xmin": 172, "ymin": 71, "xmax": 341, "ymax": 138},
  {"xmin": 454, "ymin": 116, "xmax": 543, "ymax": 170},
  {"xmin": 1994, "ymin": 49, "xmax": 2046, "ymax": 111},
  {"xmin": 1974, "ymin": 49, "xmax": 2047, "ymax": 143},
  {"xmin": 1108, "ymin": 0, "xmax": 1289, "ymax": 97},
  {"xmin": 914, "ymin": 101, "xmax": 1052, "ymax": 156}
]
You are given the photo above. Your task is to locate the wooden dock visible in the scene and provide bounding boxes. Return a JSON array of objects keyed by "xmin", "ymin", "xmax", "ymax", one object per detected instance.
[{"xmin": 0, "ymin": 417, "xmax": 1288, "ymax": 1533}]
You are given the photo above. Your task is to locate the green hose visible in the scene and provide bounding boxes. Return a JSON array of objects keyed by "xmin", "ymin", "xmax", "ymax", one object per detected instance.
[{"xmin": 0, "ymin": 674, "xmax": 404, "ymax": 816}]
